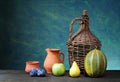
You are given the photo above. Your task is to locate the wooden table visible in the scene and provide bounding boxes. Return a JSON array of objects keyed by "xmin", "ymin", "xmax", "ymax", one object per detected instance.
[{"xmin": 0, "ymin": 70, "xmax": 120, "ymax": 82}]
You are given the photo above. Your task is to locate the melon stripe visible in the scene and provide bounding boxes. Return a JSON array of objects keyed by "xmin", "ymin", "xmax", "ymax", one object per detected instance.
[
  {"xmin": 101, "ymin": 52, "xmax": 107, "ymax": 75},
  {"xmin": 90, "ymin": 53, "xmax": 94, "ymax": 76},
  {"xmin": 96, "ymin": 51, "xmax": 100, "ymax": 76}
]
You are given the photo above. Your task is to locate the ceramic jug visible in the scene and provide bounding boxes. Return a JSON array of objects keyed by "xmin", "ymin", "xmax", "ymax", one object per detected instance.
[{"xmin": 44, "ymin": 48, "xmax": 64, "ymax": 74}]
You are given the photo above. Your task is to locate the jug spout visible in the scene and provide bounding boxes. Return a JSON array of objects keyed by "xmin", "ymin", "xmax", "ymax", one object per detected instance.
[{"xmin": 45, "ymin": 48, "xmax": 50, "ymax": 52}]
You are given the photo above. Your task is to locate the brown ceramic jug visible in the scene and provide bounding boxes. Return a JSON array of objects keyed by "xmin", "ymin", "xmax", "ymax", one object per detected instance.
[
  {"xmin": 44, "ymin": 48, "xmax": 64, "ymax": 74},
  {"xmin": 25, "ymin": 61, "xmax": 40, "ymax": 73}
]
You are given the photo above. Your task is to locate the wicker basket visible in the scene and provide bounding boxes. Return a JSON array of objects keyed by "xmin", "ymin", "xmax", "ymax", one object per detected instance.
[{"xmin": 67, "ymin": 10, "xmax": 101, "ymax": 72}]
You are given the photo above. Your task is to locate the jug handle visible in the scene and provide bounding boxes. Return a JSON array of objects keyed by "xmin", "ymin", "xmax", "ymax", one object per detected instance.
[
  {"xmin": 60, "ymin": 52, "xmax": 64, "ymax": 63},
  {"xmin": 69, "ymin": 18, "xmax": 81, "ymax": 41},
  {"xmin": 69, "ymin": 10, "xmax": 88, "ymax": 41}
]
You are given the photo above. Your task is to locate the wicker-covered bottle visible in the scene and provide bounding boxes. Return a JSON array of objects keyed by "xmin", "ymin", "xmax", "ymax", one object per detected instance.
[{"xmin": 67, "ymin": 10, "xmax": 101, "ymax": 73}]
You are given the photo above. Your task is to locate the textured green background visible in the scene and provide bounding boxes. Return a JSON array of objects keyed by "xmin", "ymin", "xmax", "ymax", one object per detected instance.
[{"xmin": 0, "ymin": 0, "xmax": 120, "ymax": 70}]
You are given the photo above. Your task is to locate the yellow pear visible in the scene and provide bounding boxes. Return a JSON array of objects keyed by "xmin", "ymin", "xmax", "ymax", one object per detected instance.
[{"xmin": 69, "ymin": 61, "xmax": 81, "ymax": 77}]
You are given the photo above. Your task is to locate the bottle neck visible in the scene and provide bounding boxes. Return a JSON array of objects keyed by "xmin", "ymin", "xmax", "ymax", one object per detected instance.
[{"xmin": 80, "ymin": 15, "xmax": 90, "ymax": 31}]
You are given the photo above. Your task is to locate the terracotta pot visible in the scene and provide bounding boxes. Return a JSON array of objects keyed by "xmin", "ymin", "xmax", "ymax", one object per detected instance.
[
  {"xmin": 25, "ymin": 61, "xmax": 40, "ymax": 73},
  {"xmin": 44, "ymin": 48, "xmax": 64, "ymax": 74}
]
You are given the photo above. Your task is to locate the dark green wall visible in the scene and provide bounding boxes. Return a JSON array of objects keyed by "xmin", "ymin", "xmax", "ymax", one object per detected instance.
[{"xmin": 0, "ymin": 0, "xmax": 120, "ymax": 70}]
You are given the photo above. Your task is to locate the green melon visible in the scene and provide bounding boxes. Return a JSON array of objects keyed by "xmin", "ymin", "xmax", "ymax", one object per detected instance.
[{"xmin": 84, "ymin": 49, "xmax": 107, "ymax": 77}]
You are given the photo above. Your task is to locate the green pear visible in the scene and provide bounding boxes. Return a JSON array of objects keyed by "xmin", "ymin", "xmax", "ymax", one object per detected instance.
[{"xmin": 69, "ymin": 61, "xmax": 81, "ymax": 77}]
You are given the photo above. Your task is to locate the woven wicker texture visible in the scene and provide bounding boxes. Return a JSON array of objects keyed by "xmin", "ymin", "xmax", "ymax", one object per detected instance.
[{"xmin": 67, "ymin": 10, "xmax": 101, "ymax": 72}]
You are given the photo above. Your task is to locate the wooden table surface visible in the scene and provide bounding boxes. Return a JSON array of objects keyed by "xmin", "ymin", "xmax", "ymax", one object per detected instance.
[{"xmin": 0, "ymin": 70, "xmax": 120, "ymax": 82}]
